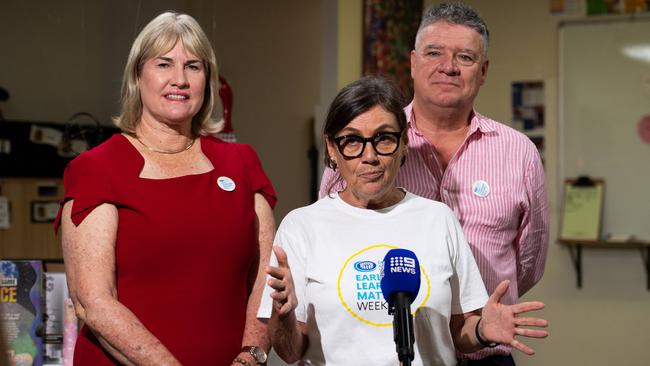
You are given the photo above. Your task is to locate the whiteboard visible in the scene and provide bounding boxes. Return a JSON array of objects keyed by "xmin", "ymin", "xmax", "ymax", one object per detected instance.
[{"xmin": 559, "ymin": 17, "xmax": 650, "ymax": 240}]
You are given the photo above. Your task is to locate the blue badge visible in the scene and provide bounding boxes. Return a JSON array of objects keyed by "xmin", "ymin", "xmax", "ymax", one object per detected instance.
[
  {"xmin": 472, "ymin": 180, "xmax": 490, "ymax": 198},
  {"xmin": 217, "ymin": 176, "xmax": 236, "ymax": 192}
]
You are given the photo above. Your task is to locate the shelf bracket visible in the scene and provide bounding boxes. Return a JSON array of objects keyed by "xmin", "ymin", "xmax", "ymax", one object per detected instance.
[
  {"xmin": 567, "ymin": 245, "xmax": 582, "ymax": 288},
  {"xmin": 641, "ymin": 247, "xmax": 649, "ymax": 291}
]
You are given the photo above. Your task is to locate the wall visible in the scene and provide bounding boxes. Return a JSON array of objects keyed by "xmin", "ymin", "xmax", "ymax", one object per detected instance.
[
  {"xmin": 561, "ymin": 20, "xmax": 650, "ymax": 239},
  {"xmin": 337, "ymin": 0, "xmax": 363, "ymax": 89},
  {"xmin": 187, "ymin": 0, "xmax": 320, "ymax": 218},
  {"xmin": 0, "ymin": 0, "xmax": 183, "ymax": 124}
]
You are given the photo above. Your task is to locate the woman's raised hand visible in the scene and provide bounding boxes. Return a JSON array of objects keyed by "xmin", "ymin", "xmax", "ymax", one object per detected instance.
[
  {"xmin": 266, "ymin": 246, "xmax": 298, "ymax": 318},
  {"xmin": 479, "ymin": 280, "xmax": 549, "ymax": 355}
]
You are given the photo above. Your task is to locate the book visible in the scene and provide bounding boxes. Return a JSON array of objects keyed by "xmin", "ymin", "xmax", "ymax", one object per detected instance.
[
  {"xmin": 44, "ymin": 272, "xmax": 68, "ymax": 364},
  {"xmin": 0, "ymin": 260, "xmax": 43, "ymax": 366}
]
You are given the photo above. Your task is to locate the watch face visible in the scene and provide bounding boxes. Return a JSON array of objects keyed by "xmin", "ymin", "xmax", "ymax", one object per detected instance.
[
  {"xmin": 252, "ymin": 347, "xmax": 267, "ymax": 363},
  {"xmin": 243, "ymin": 346, "xmax": 267, "ymax": 363}
]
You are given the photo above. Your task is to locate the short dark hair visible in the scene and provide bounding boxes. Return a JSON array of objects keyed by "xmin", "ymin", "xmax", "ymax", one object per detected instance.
[
  {"xmin": 415, "ymin": 3, "xmax": 489, "ymax": 55},
  {"xmin": 323, "ymin": 76, "xmax": 407, "ymax": 194}
]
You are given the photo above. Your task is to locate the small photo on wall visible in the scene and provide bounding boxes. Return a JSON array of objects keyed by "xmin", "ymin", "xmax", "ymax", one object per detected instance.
[
  {"xmin": 512, "ymin": 81, "xmax": 545, "ymax": 132},
  {"xmin": 512, "ymin": 80, "xmax": 546, "ymax": 164}
]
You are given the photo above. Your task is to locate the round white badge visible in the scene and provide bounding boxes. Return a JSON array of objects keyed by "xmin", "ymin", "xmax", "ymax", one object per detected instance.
[
  {"xmin": 472, "ymin": 180, "xmax": 490, "ymax": 198},
  {"xmin": 217, "ymin": 176, "xmax": 236, "ymax": 192}
]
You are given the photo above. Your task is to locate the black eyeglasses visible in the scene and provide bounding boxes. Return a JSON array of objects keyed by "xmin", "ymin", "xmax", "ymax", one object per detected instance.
[{"xmin": 333, "ymin": 131, "xmax": 403, "ymax": 159}]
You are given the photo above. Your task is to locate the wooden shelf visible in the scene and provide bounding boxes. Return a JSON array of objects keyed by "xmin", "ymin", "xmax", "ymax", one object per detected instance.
[
  {"xmin": 0, "ymin": 178, "xmax": 63, "ymax": 259},
  {"xmin": 558, "ymin": 239, "xmax": 650, "ymax": 290}
]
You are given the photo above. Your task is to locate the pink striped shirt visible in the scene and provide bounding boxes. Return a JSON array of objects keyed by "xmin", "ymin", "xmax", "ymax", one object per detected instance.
[{"xmin": 319, "ymin": 102, "xmax": 549, "ymax": 359}]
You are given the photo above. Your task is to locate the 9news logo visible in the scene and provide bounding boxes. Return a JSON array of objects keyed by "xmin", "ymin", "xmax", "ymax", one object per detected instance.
[{"xmin": 389, "ymin": 256, "xmax": 416, "ymax": 274}]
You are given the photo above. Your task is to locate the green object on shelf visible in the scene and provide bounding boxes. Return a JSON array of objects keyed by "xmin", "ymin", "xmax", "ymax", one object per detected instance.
[
  {"xmin": 560, "ymin": 179, "xmax": 604, "ymax": 242},
  {"xmin": 587, "ymin": 0, "xmax": 607, "ymax": 15}
]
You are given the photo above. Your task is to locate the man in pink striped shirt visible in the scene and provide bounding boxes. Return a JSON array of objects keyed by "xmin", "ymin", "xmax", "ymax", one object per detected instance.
[{"xmin": 320, "ymin": 4, "xmax": 549, "ymax": 365}]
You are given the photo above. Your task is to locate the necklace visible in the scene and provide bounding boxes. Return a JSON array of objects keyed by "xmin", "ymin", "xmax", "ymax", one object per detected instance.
[{"xmin": 135, "ymin": 135, "xmax": 195, "ymax": 154}]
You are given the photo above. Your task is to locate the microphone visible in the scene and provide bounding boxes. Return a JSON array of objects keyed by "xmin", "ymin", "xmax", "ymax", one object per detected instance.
[{"xmin": 381, "ymin": 249, "xmax": 420, "ymax": 365}]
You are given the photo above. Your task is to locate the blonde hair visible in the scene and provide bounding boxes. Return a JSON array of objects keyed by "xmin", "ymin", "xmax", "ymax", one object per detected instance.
[{"xmin": 113, "ymin": 11, "xmax": 222, "ymax": 136}]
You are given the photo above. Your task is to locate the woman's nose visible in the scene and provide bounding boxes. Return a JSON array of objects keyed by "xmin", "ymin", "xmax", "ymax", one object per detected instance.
[
  {"xmin": 171, "ymin": 66, "xmax": 189, "ymax": 88},
  {"xmin": 360, "ymin": 140, "xmax": 379, "ymax": 162}
]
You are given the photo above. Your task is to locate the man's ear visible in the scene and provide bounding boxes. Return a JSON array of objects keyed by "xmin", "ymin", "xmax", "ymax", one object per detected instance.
[
  {"xmin": 480, "ymin": 58, "xmax": 489, "ymax": 85},
  {"xmin": 410, "ymin": 50, "xmax": 417, "ymax": 79}
]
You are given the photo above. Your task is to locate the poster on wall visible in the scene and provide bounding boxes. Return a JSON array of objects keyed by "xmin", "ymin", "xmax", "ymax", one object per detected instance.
[
  {"xmin": 363, "ymin": 0, "xmax": 422, "ymax": 100},
  {"xmin": 512, "ymin": 81, "xmax": 545, "ymax": 163}
]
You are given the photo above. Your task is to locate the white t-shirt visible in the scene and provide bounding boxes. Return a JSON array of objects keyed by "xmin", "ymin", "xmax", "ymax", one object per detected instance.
[{"xmin": 258, "ymin": 192, "xmax": 488, "ymax": 366}]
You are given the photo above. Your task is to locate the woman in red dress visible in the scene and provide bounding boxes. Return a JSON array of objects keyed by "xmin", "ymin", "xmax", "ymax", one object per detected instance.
[{"xmin": 56, "ymin": 12, "xmax": 275, "ymax": 365}]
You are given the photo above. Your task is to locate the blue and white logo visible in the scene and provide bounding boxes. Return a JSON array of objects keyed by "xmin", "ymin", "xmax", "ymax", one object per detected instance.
[
  {"xmin": 354, "ymin": 260, "xmax": 377, "ymax": 272},
  {"xmin": 472, "ymin": 180, "xmax": 490, "ymax": 198},
  {"xmin": 389, "ymin": 256, "xmax": 416, "ymax": 274},
  {"xmin": 390, "ymin": 256, "xmax": 416, "ymax": 268},
  {"xmin": 217, "ymin": 176, "xmax": 236, "ymax": 192}
]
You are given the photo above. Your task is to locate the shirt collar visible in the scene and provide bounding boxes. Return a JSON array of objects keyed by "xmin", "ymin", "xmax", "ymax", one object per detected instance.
[{"xmin": 405, "ymin": 101, "xmax": 497, "ymax": 137}]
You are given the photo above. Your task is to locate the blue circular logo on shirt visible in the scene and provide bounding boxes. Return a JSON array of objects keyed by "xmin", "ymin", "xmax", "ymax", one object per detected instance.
[
  {"xmin": 217, "ymin": 176, "xmax": 236, "ymax": 192},
  {"xmin": 354, "ymin": 261, "xmax": 377, "ymax": 272},
  {"xmin": 472, "ymin": 180, "xmax": 490, "ymax": 198}
]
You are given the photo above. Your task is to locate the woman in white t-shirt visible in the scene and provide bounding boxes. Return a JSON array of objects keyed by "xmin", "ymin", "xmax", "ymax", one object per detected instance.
[{"xmin": 257, "ymin": 77, "xmax": 548, "ymax": 366}]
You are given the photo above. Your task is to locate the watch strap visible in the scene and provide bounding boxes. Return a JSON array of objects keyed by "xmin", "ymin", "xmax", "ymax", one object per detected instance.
[{"xmin": 475, "ymin": 317, "xmax": 498, "ymax": 348}]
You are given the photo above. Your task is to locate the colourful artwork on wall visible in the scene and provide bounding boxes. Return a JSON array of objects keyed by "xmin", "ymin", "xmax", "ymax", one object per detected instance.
[{"xmin": 363, "ymin": 0, "xmax": 423, "ymax": 100}]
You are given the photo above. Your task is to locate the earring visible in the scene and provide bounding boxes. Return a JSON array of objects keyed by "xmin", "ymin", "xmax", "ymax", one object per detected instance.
[{"xmin": 326, "ymin": 155, "xmax": 338, "ymax": 170}]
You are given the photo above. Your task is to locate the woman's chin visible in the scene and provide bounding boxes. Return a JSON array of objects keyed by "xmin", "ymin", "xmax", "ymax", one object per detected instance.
[
  {"xmin": 157, "ymin": 114, "xmax": 195, "ymax": 126},
  {"xmin": 346, "ymin": 184, "xmax": 396, "ymax": 206}
]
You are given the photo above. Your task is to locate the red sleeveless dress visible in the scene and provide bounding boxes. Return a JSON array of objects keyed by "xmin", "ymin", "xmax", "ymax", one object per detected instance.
[{"xmin": 55, "ymin": 134, "xmax": 276, "ymax": 365}]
